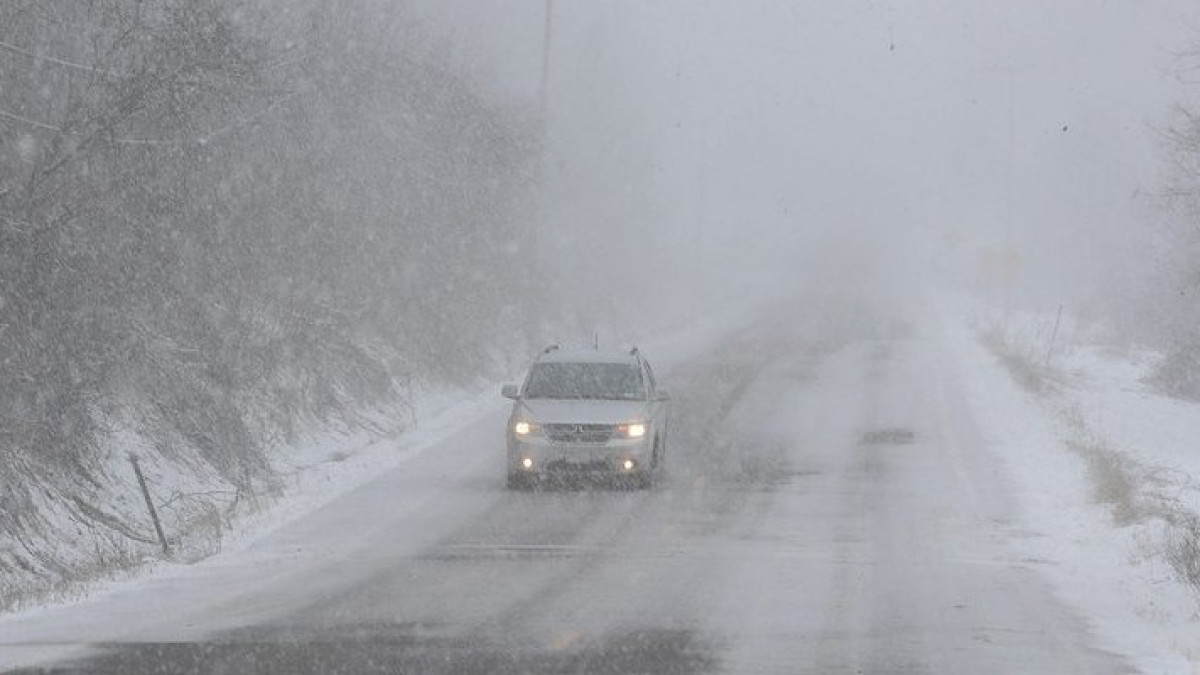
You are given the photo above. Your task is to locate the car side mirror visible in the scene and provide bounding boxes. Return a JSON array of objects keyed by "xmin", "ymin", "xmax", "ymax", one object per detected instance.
[
  {"xmin": 501, "ymin": 384, "xmax": 520, "ymax": 400},
  {"xmin": 655, "ymin": 388, "xmax": 671, "ymax": 402}
]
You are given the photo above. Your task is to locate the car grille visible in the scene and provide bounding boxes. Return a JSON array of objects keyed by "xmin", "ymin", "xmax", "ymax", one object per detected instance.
[
  {"xmin": 545, "ymin": 459, "xmax": 611, "ymax": 473},
  {"xmin": 544, "ymin": 423, "xmax": 614, "ymax": 444}
]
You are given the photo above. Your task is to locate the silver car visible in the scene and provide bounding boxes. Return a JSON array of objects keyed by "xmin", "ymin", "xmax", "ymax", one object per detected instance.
[{"xmin": 501, "ymin": 346, "xmax": 671, "ymax": 489}]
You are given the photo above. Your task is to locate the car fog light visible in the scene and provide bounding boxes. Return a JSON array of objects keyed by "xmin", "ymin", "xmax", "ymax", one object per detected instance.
[
  {"xmin": 622, "ymin": 423, "xmax": 646, "ymax": 438},
  {"xmin": 622, "ymin": 459, "xmax": 635, "ymax": 471},
  {"xmin": 521, "ymin": 457, "xmax": 534, "ymax": 470}
]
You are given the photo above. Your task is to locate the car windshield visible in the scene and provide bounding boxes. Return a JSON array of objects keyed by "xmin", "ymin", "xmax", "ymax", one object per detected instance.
[{"xmin": 524, "ymin": 363, "xmax": 645, "ymax": 401}]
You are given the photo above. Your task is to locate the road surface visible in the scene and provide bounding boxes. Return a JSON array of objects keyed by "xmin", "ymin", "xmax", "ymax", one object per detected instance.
[{"xmin": 0, "ymin": 316, "xmax": 1132, "ymax": 674}]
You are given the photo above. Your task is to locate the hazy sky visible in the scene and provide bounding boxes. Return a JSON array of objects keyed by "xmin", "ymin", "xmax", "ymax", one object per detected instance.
[{"xmin": 407, "ymin": 0, "xmax": 1200, "ymax": 321}]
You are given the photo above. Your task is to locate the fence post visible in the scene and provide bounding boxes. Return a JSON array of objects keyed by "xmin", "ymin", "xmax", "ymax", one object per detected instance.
[{"xmin": 129, "ymin": 453, "xmax": 170, "ymax": 556}]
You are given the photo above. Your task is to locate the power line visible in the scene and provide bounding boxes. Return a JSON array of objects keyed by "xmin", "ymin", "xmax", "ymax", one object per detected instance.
[
  {"xmin": 112, "ymin": 91, "xmax": 300, "ymax": 146},
  {"xmin": 0, "ymin": 38, "xmax": 128, "ymax": 78},
  {"xmin": 0, "ymin": 91, "xmax": 300, "ymax": 146},
  {"xmin": 0, "ymin": 107, "xmax": 62, "ymax": 132}
]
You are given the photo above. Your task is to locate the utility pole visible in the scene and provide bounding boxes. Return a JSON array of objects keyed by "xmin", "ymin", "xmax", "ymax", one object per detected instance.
[
  {"xmin": 540, "ymin": 0, "xmax": 554, "ymax": 121},
  {"xmin": 1004, "ymin": 67, "xmax": 1015, "ymax": 323},
  {"xmin": 1045, "ymin": 304, "xmax": 1064, "ymax": 367},
  {"xmin": 534, "ymin": 0, "xmax": 554, "ymax": 269},
  {"xmin": 984, "ymin": 61, "xmax": 1030, "ymax": 322}
]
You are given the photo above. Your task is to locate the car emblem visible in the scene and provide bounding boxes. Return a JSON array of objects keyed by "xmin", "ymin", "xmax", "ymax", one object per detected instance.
[{"xmin": 573, "ymin": 425, "xmax": 584, "ymax": 434}]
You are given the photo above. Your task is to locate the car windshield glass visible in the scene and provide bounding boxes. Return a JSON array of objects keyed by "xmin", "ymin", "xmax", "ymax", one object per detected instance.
[{"xmin": 524, "ymin": 363, "xmax": 645, "ymax": 401}]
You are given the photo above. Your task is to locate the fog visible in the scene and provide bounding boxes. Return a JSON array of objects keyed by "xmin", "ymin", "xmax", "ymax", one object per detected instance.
[
  {"xmin": 410, "ymin": 0, "xmax": 1198, "ymax": 327},
  {"xmin": 6, "ymin": 0, "xmax": 1200, "ymax": 622},
  {"xmin": 6, "ymin": 3, "xmax": 1200, "ymax": 667}
]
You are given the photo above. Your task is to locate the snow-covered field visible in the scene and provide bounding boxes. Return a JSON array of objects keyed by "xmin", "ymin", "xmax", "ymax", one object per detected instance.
[{"xmin": 945, "ymin": 302, "xmax": 1200, "ymax": 672}]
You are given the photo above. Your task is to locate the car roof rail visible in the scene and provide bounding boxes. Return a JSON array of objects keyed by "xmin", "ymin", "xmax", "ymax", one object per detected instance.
[{"xmin": 541, "ymin": 344, "xmax": 560, "ymax": 355}]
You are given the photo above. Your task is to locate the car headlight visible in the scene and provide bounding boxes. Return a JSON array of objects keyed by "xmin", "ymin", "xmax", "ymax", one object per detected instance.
[
  {"xmin": 513, "ymin": 420, "xmax": 541, "ymax": 436},
  {"xmin": 618, "ymin": 422, "xmax": 647, "ymax": 438}
]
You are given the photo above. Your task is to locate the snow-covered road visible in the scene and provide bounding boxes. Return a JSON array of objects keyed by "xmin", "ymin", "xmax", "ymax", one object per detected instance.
[{"xmin": 0, "ymin": 316, "xmax": 1135, "ymax": 673}]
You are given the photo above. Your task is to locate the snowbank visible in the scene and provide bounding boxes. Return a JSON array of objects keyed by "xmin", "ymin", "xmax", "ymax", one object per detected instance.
[{"xmin": 942, "ymin": 301, "xmax": 1200, "ymax": 673}]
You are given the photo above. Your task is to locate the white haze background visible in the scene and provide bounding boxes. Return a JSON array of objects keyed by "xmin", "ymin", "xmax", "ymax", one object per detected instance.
[{"xmin": 411, "ymin": 0, "xmax": 1199, "ymax": 329}]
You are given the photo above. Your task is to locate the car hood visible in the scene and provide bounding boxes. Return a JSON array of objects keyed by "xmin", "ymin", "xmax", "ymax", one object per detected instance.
[{"xmin": 517, "ymin": 399, "xmax": 649, "ymax": 425}]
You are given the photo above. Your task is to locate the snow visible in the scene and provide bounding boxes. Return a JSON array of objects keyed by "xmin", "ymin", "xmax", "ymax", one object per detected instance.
[
  {"xmin": 0, "ymin": 384, "xmax": 508, "ymax": 671},
  {"xmin": 1063, "ymin": 346, "xmax": 1200, "ymax": 517},
  {"xmin": 3, "ymin": 297, "xmax": 1197, "ymax": 673},
  {"xmin": 0, "ymin": 300, "xmax": 758, "ymax": 672},
  {"xmin": 209, "ymin": 299, "xmax": 756, "ymax": 560},
  {"xmin": 235, "ymin": 297, "xmax": 766, "ymax": 549},
  {"xmin": 940, "ymin": 300, "xmax": 1200, "ymax": 673}
]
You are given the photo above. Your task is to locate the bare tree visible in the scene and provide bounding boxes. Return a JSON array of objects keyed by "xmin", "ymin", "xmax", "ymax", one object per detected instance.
[{"xmin": 0, "ymin": 0, "xmax": 545, "ymax": 608}]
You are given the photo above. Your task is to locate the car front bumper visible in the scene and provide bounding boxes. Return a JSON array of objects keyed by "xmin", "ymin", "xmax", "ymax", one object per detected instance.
[{"xmin": 507, "ymin": 434, "xmax": 653, "ymax": 476}]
